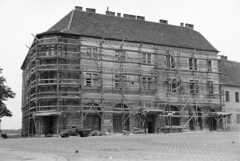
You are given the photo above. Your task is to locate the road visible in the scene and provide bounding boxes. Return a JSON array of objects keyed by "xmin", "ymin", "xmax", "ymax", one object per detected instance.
[{"xmin": 0, "ymin": 131, "xmax": 240, "ymax": 161}]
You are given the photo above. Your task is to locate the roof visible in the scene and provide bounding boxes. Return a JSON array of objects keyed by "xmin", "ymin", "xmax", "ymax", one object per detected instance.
[
  {"xmin": 221, "ymin": 60, "xmax": 240, "ymax": 87},
  {"xmin": 44, "ymin": 9, "xmax": 218, "ymax": 52}
]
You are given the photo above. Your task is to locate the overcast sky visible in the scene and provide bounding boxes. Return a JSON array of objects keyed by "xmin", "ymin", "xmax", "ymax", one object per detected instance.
[{"xmin": 0, "ymin": 0, "xmax": 240, "ymax": 129}]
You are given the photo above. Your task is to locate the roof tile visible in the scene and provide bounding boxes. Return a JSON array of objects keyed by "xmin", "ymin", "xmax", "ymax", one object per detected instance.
[{"xmin": 47, "ymin": 9, "xmax": 217, "ymax": 51}]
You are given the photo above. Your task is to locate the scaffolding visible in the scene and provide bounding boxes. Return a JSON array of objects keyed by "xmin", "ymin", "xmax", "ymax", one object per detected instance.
[{"xmin": 21, "ymin": 35, "xmax": 227, "ymax": 136}]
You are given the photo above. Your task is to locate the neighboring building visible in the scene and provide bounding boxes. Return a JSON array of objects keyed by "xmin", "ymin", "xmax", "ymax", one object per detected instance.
[
  {"xmin": 21, "ymin": 6, "xmax": 225, "ymax": 137},
  {"xmin": 220, "ymin": 56, "xmax": 240, "ymax": 131}
]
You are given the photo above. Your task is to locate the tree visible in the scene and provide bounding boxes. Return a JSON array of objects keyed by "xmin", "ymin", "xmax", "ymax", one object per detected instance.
[{"xmin": 0, "ymin": 68, "xmax": 15, "ymax": 118}]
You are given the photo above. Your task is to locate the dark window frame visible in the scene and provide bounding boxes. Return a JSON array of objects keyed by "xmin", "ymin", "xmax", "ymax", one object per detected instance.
[
  {"xmin": 189, "ymin": 58, "xmax": 197, "ymax": 70},
  {"xmin": 85, "ymin": 73, "xmax": 99, "ymax": 87},
  {"xmin": 225, "ymin": 91, "xmax": 230, "ymax": 102},
  {"xmin": 208, "ymin": 60, "xmax": 212, "ymax": 72},
  {"xmin": 208, "ymin": 81, "xmax": 214, "ymax": 94},
  {"xmin": 142, "ymin": 76, "xmax": 153, "ymax": 89},
  {"xmin": 235, "ymin": 92, "xmax": 239, "ymax": 102},
  {"xmin": 190, "ymin": 80, "xmax": 199, "ymax": 94}
]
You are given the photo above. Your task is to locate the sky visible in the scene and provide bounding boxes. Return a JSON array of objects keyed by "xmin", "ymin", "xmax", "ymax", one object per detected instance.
[{"xmin": 0, "ymin": 0, "xmax": 240, "ymax": 129}]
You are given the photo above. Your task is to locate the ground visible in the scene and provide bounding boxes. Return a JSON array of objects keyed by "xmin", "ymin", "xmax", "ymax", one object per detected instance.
[{"xmin": 0, "ymin": 131, "xmax": 240, "ymax": 161}]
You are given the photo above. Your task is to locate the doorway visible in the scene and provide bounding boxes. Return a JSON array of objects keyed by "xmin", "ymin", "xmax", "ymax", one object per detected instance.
[
  {"xmin": 209, "ymin": 116, "xmax": 217, "ymax": 130},
  {"xmin": 29, "ymin": 119, "xmax": 36, "ymax": 135},
  {"xmin": 43, "ymin": 116, "xmax": 53, "ymax": 135},
  {"xmin": 209, "ymin": 109, "xmax": 217, "ymax": 131},
  {"xmin": 146, "ymin": 115, "xmax": 155, "ymax": 133},
  {"xmin": 113, "ymin": 115, "xmax": 129, "ymax": 132},
  {"xmin": 83, "ymin": 115, "xmax": 101, "ymax": 130},
  {"xmin": 113, "ymin": 104, "xmax": 129, "ymax": 132},
  {"xmin": 147, "ymin": 122, "xmax": 154, "ymax": 133},
  {"xmin": 189, "ymin": 107, "xmax": 202, "ymax": 130}
]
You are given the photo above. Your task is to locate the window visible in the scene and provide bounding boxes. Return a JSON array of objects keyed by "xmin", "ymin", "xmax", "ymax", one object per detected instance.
[
  {"xmin": 167, "ymin": 78, "xmax": 179, "ymax": 93},
  {"xmin": 208, "ymin": 81, "xmax": 214, "ymax": 94},
  {"xmin": 142, "ymin": 53, "xmax": 151, "ymax": 64},
  {"xmin": 115, "ymin": 50, "xmax": 126, "ymax": 62},
  {"xmin": 207, "ymin": 60, "xmax": 212, "ymax": 72},
  {"xmin": 82, "ymin": 47, "xmax": 99, "ymax": 60},
  {"xmin": 85, "ymin": 73, "xmax": 99, "ymax": 87},
  {"xmin": 86, "ymin": 73, "xmax": 91, "ymax": 86},
  {"xmin": 167, "ymin": 55, "xmax": 175, "ymax": 68},
  {"xmin": 237, "ymin": 114, "xmax": 240, "ymax": 124},
  {"xmin": 235, "ymin": 92, "xmax": 239, "ymax": 102},
  {"xmin": 225, "ymin": 91, "xmax": 230, "ymax": 102},
  {"xmin": 115, "ymin": 75, "xmax": 127, "ymax": 88},
  {"xmin": 189, "ymin": 58, "xmax": 197, "ymax": 70},
  {"xmin": 142, "ymin": 77, "xmax": 152, "ymax": 89},
  {"xmin": 92, "ymin": 48, "xmax": 99, "ymax": 59},
  {"xmin": 189, "ymin": 80, "xmax": 198, "ymax": 94}
]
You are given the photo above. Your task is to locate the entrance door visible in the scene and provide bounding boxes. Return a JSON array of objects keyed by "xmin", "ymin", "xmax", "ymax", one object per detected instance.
[
  {"xmin": 148, "ymin": 122, "xmax": 153, "ymax": 133},
  {"xmin": 209, "ymin": 117, "xmax": 217, "ymax": 130},
  {"xmin": 83, "ymin": 115, "xmax": 101, "ymax": 130},
  {"xmin": 44, "ymin": 116, "xmax": 53, "ymax": 135},
  {"xmin": 113, "ymin": 115, "xmax": 122, "ymax": 132},
  {"xmin": 146, "ymin": 115, "xmax": 155, "ymax": 133},
  {"xmin": 29, "ymin": 119, "xmax": 36, "ymax": 135},
  {"xmin": 113, "ymin": 115, "xmax": 129, "ymax": 132}
]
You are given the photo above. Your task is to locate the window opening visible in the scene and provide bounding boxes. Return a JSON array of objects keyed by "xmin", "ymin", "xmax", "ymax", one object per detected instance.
[
  {"xmin": 208, "ymin": 81, "xmax": 214, "ymax": 94},
  {"xmin": 235, "ymin": 92, "xmax": 239, "ymax": 102},
  {"xmin": 225, "ymin": 91, "xmax": 230, "ymax": 102},
  {"xmin": 189, "ymin": 80, "xmax": 198, "ymax": 94},
  {"xmin": 115, "ymin": 75, "xmax": 127, "ymax": 88},
  {"xmin": 142, "ymin": 77, "xmax": 152, "ymax": 89},
  {"xmin": 167, "ymin": 78, "xmax": 179, "ymax": 93},
  {"xmin": 189, "ymin": 58, "xmax": 197, "ymax": 70},
  {"xmin": 85, "ymin": 73, "xmax": 99, "ymax": 87},
  {"xmin": 83, "ymin": 47, "xmax": 100, "ymax": 60},
  {"xmin": 166, "ymin": 55, "xmax": 175, "ymax": 68},
  {"xmin": 142, "ymin": 53, "xmax": 151, "ymax": 64},
  {"xmin": 208, "ymin": 60, "xmax": 212, "ymax": 72},
  {"xmin": 115, "ymin": 50, "xmax": 125, "ymax": 62}
]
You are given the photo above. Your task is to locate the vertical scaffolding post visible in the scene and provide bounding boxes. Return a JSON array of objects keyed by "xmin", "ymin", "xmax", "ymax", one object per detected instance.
[
  {"xmin": 56, "ymin": 38, "xmax": 60, "ymax": 135},
  {"xmin": 79, "ymin": 42, "xmax": 84, "ymax": 129}
]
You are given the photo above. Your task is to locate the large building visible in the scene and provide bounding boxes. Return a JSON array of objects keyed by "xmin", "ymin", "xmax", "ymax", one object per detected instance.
[
  {"xmin": 21, "ymin": 7, "xmax": 226, "ymax": 136},
  {"xmin": 220, "ymin": 57, "xmax": 240, "ymax": 131}
]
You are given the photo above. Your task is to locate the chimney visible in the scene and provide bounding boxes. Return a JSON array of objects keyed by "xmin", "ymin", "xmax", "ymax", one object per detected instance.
[
  {"xmin": 180, "ymin": 23, "xmax": 184, "ymax": 27},
  {"xmin": 185, "ymin": 23, "xmax": 194, "ymax": 29},
  {"xmin": 137, "ymin": 16, "xmax": 145, "ymax": 21},
  {"xmin": 106, "ymin": 11, "xmax": 115, "ymax": 16},
  {"xmin": 86, "ymin": 8, "xmax": 96, "ymax": 13},
  {"xmin": 123, "ymin": 14, "xmax": 136, "ymax": 19},
  {"xmin": 75, "ymin": 6, "xmax": 82, "ymax": 11},
  {"xmin": 159, "ymin": 19, "xmax": 168, "ymax": 24},
  {"xmin": 117, "ymin": 13, "xmax": 121, "ymax": 17}
]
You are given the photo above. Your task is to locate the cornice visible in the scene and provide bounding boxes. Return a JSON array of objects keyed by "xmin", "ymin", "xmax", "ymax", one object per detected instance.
[{"xmin": 81, "ymin": 37, "xmax": 217, "ymax": 56}]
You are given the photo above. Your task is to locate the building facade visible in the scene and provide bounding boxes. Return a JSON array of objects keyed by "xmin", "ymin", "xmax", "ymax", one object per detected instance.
[
  {"xmin": 221, "ymin": 57, "xmax": 240, "ymax": 131},
  {"xmin": 21, "ymin": 7, "xmax": 225, "ymax": 136}
]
